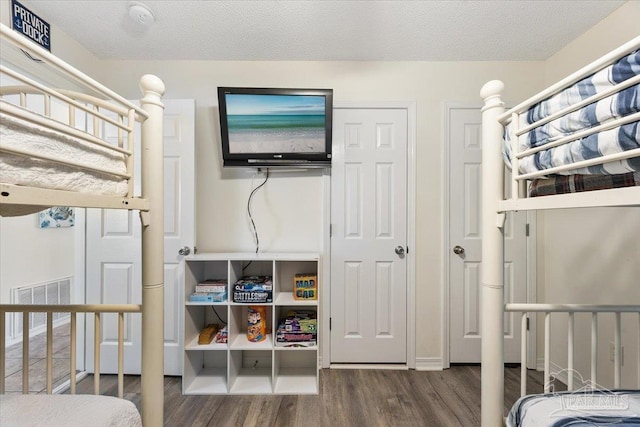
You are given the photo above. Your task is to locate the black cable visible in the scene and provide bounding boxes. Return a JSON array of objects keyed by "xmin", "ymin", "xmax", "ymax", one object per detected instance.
[
  {"xmin": 210, "ymin": 305, "xmax": 227, "ymax": 325},
  {"xmin": 242, "ymin": 261, "xmax": 253, "ymax": 273},
  {"xmin": 247, "ymin": 168, "xmax": 269, "ymax": 254}
]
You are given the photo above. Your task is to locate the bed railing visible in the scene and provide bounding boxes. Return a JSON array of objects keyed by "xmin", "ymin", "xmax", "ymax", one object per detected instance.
[
  {"xmin": 506, "ymin": 303, "xmax": 640, "ymax": 397},
  {"xmin": 0, "ymin": 304, "xmax": 141, "ymax": 398},
  {"xmin": 0, "ymin": 24, "xmax": 146, "ymax": 119},
  {"xmin": 0, "ymin": 23, "xmax": 149, "ymax": 211},
  {"xmin": 0, "ymin": 84, "xmax": 135, "ymax": 183},
  {"xmin": 481, "ymin": 35, "xmax": 640, "ymax": 212}
]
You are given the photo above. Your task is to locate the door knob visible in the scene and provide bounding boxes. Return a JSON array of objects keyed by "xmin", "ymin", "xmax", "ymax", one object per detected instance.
[
  {"xmin": 395, "ymin": 246, "xmax": 405, "ymax": 255},
  {"xmin": 453, "ymin": 245, "xmax": 465, "ymax": 255},
  {"xmin": 178, "ymin": 246, "xmax": 191, "ymax": 256}
]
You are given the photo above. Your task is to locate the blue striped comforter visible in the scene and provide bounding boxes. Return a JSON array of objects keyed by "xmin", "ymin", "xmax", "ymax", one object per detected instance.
[
  {"xmin": 508, "ymin": 390, "xmax": 640, "ymax": 427},
  {"xmin": 504, "ymin": 49, "xmax": 640, "ymax": 175}
]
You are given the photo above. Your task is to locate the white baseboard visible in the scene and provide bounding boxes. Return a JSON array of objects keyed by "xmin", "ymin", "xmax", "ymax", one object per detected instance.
[
  {"xmin": 330, "ymin": 364, "xmax": 408, "ymax": 370},
  {"xmin": 323, "ymin": 357, "xmax": 442, "ymax": 371},
  {"xmin": 415, "ymin": 357, "xmax": 444, "ymax": 371}
]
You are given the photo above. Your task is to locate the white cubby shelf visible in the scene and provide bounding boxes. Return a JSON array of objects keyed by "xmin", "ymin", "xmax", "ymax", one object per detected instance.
[{"xmin": 182, "ymin": 253, "xmax": 320, "ymax": 395}]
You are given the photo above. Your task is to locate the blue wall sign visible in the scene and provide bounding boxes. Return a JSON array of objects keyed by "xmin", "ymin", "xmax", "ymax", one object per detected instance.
[{"xmin": 11, "ymin": 0, "xmax": 51, "ymax": 51}]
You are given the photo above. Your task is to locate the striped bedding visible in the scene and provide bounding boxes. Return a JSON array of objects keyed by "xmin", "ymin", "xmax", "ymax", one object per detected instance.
[
  {"xmin": 504, "ymin": 49, "xmax": 640, "ymax": 177},
  {"xmin": 507, "ymin": 390, "xmax": 640, "ymax": 427}
]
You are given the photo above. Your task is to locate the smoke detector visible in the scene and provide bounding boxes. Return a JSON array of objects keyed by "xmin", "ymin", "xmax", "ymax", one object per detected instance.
[{"xmin": 128, "ymin": 1, "xmax": 155, "ymax": 26}]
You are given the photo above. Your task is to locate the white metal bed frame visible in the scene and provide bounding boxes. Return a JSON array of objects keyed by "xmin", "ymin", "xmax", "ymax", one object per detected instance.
[
  {"xmin": 0, "ymin": 23, "xmax": 165, "ymax": 427},
  {"xmin": 480, "ymin": 35, "xmax": 640, "ymax": 427}
]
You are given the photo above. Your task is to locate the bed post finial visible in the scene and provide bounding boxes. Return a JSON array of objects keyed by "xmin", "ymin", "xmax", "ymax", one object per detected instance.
[
  {"xmin": 480, "ymin": 80, "xmax": 504, "ymax": 111},
  {"xmin": 139, "ymin": 74, "xmax": 166, "ymax": 106}
]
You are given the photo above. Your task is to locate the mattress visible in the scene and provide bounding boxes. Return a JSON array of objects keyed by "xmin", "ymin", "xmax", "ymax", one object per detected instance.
[
  {"xmin": 507, "ymin": 390, "xmax": 640, "ymax": 427},
  {"xmin": 504, "ymin": 49, "xmax": 640, "ymax": 176},
  {"xmin": 0, "ymin": 105, "xmax": 129, "ymax": 197},
  {"xmin": 0, "ymin": 394, "xmax": 142, "ymax": 427},
  {"xmin": 529, "ymin": 171, "xmax": 640, "ymax": 197}
]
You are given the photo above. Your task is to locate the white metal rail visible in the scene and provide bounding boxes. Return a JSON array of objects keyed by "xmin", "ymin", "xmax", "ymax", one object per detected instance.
[
  {"xmin": 0, "ymin": 24, "xmax": 147, "ymax": 119},
  {"xmin": 505, "ymin": 303, "xmax": 640, "ymax": 396},
  {"xmin": 498, "ymin": 36, "xmax": 640, "ymax": 122},
  {"xmin": 0, "ymin": 304, "xmax": 141, "ymax": 398}
]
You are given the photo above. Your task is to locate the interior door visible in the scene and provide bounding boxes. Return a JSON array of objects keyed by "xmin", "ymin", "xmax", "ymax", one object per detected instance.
[
  {"xmin": 85, "ymin": 99, "xmax": 195, "ymax": 375},
  {"xmin": 330, "ymin": 107, "xmax": 408, "ymax": 364},
  {"xmin": 448, "ymin": 107, "xmax": 527, "ymax": 363}
]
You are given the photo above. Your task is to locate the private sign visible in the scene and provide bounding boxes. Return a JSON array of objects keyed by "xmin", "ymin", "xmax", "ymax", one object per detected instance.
[{"xmin": 12, "ymin": 0, "xmax": 51, "ymax": 51}]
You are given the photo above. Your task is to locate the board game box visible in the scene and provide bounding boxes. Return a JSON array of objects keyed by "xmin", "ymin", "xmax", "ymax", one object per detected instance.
[
  {"xmin": 293, "ymin": 273, "xmax": 317, "ymax": 300},
  {"xmin": 233, "ymin": 276, "xmax": 273, "ymax": 303}
]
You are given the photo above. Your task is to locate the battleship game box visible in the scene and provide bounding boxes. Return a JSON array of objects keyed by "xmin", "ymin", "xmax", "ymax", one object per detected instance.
[{"xmin": 233, "ymin": 276, "xmax": 273, "ymax": 303}]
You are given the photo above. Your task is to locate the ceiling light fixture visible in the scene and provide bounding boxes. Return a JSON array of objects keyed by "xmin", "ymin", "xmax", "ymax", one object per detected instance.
[{"xmin": 128, "ymin": 1, "xmax": 155, "ymax": 26}]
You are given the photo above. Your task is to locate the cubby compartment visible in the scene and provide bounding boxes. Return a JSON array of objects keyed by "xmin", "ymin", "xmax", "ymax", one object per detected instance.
[
  {"xmin": 184, "ymin": 305, "xmax": 228, "ymax": 350},
  {"xmin": 229, "ymin": 304, "xmax": 273, "ymax": 350},
  {"xmin": 274, "ymin": 305, "xmax": 318, "ymax": 349},
  {"xmin": 183, "ymin": 350, "xmax": 227, "ymax": 394},
  {"xmin": 185, "ymin": 259, "xmax": 229, "ymax": 305},
  {"xmin": 229, "ymin": 350, "xmax": 273, "ymax": 394},
  {"xmin": 230, "ymin": 260, "xmax": 273, "ymax": 285},
  {"xmin": 273, "ymin": 350, "xmax": 318, "ymax": 394},
  {"xmin": 185, "ymin": 259, "xmax": 228, "ymax": 294},
  {"xmin": 183, "ymin": 253, "xmax": 319, "ymax": 395},
  {"xmin": 274, "ymin": 260, "xmax": 319, "ymax": 305}
]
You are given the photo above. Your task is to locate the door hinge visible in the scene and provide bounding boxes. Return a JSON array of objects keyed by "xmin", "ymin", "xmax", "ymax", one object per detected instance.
[
  {"xmin": 526, "ymin": 223, "xmax": 530, "ymax": 237},
  {"xmin": 329, "ymin": 317, "xmax": 332, "ymax": 330},
  {"xmin": 406, "ymin": 245, "xmax": 409, "ymax": 254},
  {"xmin": 526, "ymin": 317, "xmax": 530, "ymax": 331},
  {"xmin": 329, "ymin": 224, "xmax": 332, "ymax": 237}
]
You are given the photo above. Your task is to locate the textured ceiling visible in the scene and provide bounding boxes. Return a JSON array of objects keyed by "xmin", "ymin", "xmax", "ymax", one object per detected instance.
[{"xmin": 20, "ymin": 0, "xmax": 626, "ymax": 61}]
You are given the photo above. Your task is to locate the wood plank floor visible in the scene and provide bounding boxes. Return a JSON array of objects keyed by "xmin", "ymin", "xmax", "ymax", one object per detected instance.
[
  {"xmin": 4, "ymin": 324, "xmax": 74, "ymax": 394},
  {"xmin": 71, "ymin": 366, "xmax": 547, "ymax": 426}
]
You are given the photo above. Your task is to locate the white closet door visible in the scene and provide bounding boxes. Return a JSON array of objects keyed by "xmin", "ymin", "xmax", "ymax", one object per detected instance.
[
  {"xmin": 330, "ymin": 107, "xmax": 408, "ymax": 364},
  {"xmin": 448, "ymin": 107, "xmax": 528, "ymax": 363}
]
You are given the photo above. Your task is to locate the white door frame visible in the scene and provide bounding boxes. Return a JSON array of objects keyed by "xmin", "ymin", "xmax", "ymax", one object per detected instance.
[
  {"xmin": 321, "ymin": 101, "xmax": 417, "ymax": 369},
  {"xmin": 441, "ymin": 103, "xmax": 537, "ymax": 369}
]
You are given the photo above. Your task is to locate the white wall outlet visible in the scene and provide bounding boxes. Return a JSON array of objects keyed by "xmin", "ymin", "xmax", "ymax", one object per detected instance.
[{"xmin": 609, "ymin": 342, "xmax": 624, "ymax": 365}]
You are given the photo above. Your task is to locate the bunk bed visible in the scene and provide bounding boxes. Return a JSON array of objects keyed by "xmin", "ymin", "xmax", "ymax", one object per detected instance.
[
  {"xmin": 0, "ymin": 23, "xmax": 165, "ymax": 427},
  {"xmin": 480, "ymin": 35, "xmax": 640, "ymax": 427}
]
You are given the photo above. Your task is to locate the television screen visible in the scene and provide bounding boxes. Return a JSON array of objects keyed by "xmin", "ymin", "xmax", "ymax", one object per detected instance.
[{"xmin": 218, "ymin": 87, "xmax": 333, "ymax": 168}]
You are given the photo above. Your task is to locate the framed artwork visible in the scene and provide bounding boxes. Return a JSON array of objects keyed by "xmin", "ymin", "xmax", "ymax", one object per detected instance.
[{"xmin": 39, "ymin": 207, "xmax": 74, "ymax": 228}]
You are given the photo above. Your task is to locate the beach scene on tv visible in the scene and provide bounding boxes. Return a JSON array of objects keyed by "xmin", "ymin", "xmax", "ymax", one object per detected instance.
[{"xmin": 225, "ymin": 93, "xmax": 326, "ymax": 153}]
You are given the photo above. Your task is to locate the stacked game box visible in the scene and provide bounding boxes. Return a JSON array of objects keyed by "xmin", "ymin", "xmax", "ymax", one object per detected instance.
[
  {"xmin": 189, "ymin": 279, "xmax": 227, "ymax": 303},
  {"xmin": 233, "ymin": 276, "xmax": 273, "ymax": 303},
  {"xmin": 276, "ymin": 310, "xmax": 317, "ymax": 347}
]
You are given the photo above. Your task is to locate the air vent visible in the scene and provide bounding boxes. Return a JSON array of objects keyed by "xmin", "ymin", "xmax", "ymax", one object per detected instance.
[{"xmin": 9, "ymin": 277, "xmax": 72, "ymax": 344}]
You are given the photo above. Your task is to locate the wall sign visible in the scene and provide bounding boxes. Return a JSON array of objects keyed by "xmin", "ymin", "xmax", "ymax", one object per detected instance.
[{"xmin": 11, "ymin": 0, "xmax": 51, "ymax": 51}]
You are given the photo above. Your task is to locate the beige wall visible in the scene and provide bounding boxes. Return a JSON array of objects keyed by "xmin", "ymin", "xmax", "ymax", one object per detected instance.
[
  {"xmin": 99, "ymin": 59, "xmax": 544, "ymax": 361},
  {"xmin": 0, "ymin": 215, "xmax": 76, "ymax": 303},
  {"xmin": 539, "ymin": 0, "xmax": 640, "ymax": 387}
]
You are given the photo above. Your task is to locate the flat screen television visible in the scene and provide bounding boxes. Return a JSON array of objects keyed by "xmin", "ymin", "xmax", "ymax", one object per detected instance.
[{"xmin": 217, "ymin": 87, "xmax": 333, "ymax": 168}]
